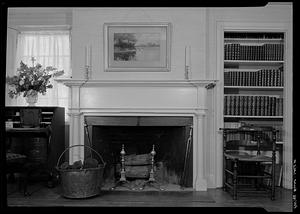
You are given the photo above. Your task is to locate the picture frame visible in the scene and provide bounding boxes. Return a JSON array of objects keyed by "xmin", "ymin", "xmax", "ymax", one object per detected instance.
[{"xmin": 104, "ymin": 23, "xmax": 172, "ymax": 72}]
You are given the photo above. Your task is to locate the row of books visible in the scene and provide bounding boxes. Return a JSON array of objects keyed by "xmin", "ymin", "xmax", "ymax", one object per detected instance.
[
  {"xmin": 224, "ymin": 32, "xmax": 283, "ymax": 39},
  {"xmin": 224, "ymin": 43, "xmax": 284, "ymax": 61},
  {"xmin": 224, "ymin": 95, "xmax": 283, "ymax": 116},
  {"xmin": 224, "ymin": 68, "xmax": 284, "ymax": 87}
]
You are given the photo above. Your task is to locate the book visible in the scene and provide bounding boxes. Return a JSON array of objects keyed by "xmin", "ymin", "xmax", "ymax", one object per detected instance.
[
  {"xmin": 240, "ymin": 45, "xmax": 245, "ymax": 60},
  {"xmin": 239, "ymin": 95, "xmax": 244, "ymax": 115},
  {"xmin": 247, "ymin": 96, "xmax": 252, "ymax": 116},
  {"xmin": 251, "ymin": 96, "xmax": 256, "ymax": 116},
  {"xmin": 267, "ymin": 69, "xmax": 274, "ymax": 86},
  {"xmin": 275, "ymin": 97, "xmax": 280, "ymax": 116},
  {"xmin": 271, "ymin": 96, "xmax": 276, "ymax": 116},
  {"xmin": 276, "ymin": 69, "xmax": 280, "ymax": 86},
  {"xmin": 279, "ymin": 68, "xmax": 284, "ymax": 86},
  {"xmin": 279, "ymin": 98, "xmax": 283, "ymax": 116},
  {"xmin": 262, "ymin": 69, "xmax": 266, "ymax": 86},
  {"xmin": 224, "ymin": 96, "xmax": 227, "ymax": 115},
  {"xmin": 235, "ymin": 95, "xmax": 239, "ymax": 115},
  {"xmin": 226, "ymin": 95, "xmax": 231, "ymax": 115},
  {"xmin": 232, "ymin": 71, "xmax": 236, "ymax": 86},
  {"xmin": 280, "ymin": 43, "xmax": 284, "ymax": 61},
  {"xmin": 270, "ymin": 69, "xmax": 274, "ymax": 86},
  {"xmin": 262, "ymin": 43, "xmax": 265, "ymax": 60},
  {"xmin": 256, "ymin": 96, "xmax": 261, "ymax": 116},
  {"xmin": 230, "ymin": 96, "xmax": 235, "ymax": 115},
  {"xmin": 258, "ymin": 70, "xmax": 262, "ymax": 86},
  {"xmin": 224, "ymin": 71, "xmax": 230, "ymax": 86},
  {"xmin": 260, "ymin": 96, "xmax": 265, "ymax": 116},
  {"xmin": 265, "ymin": 96, "xmax": 270, "ymax": 116},
  {"xmin": 224, "ymin": 44, "xmax": 228, "ymax": 60}
]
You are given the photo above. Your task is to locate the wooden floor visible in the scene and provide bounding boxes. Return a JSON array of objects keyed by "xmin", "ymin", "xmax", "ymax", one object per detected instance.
[{"xmin": 5, "ymin": 182, "xmax": 293, "ymax": 211}]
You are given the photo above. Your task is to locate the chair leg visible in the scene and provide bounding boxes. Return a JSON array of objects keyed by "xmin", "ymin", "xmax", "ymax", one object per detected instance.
[
  {"xmin": 271, "ymin": 162, "xmax": 276, "ymax": 200},
  {"xmin": 223, "ymin": 159, "xmax": 226, "ymax": 191},
  {"xmin": 255, "ymin": 162, "xmax": 260, "ymax": 190},
  {"xmin": 19, "ymin": 172, "xmax": 30, "ymax": 196},
  {"xmin": 23, "ymin": 180, "xmax": 30, "ymax": 196},
  {"xmin": 233, "ymin": 160, "xmax": 238, "ymax": 200}
]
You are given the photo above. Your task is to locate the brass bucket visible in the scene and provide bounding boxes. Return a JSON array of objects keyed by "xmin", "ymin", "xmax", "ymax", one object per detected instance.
[{"xmin": 56, "ymin": 145, "xmax": 106, "ymax": 199}]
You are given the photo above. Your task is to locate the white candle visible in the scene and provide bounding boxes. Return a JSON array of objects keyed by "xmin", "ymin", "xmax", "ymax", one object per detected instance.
[
  {"xmin": 188, "ymin": 45, "xmax": 191, "ymax": 71},
  {"xmin": 85, "ymin": 46, "xmax": 90, "ymax": 66},
  {"xmin": 89, "ymin": 45, "xmax": 92, "ymax": 68},
  {"xmin": 185, "ymin": 46, "xmax": 187, "ymax": 68},
  {"xmin": 185, "ymin": 46, "xmax": 191, "ymax": 79}
]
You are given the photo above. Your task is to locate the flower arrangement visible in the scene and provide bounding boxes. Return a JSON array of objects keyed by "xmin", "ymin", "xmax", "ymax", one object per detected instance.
[{"xmin": 6, "ymin": 59, "xmax": 64, "ymax": 99}]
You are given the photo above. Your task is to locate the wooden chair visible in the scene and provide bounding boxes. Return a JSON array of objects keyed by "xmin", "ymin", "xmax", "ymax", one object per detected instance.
[
  {"xmin": 6, "ymin": 151, "xmax": 30, "ymax": 196},
  {"xmin": 220, "ymin": 125, "xmax": 277, "ymax": 200}
]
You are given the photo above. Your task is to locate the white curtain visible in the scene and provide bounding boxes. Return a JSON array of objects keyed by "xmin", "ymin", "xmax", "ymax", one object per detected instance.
[
  {"xmin": 5, "ymin": 28, "xmax": 18, "ymax": 106},
  {"xmin": 11, "ymin": 30, "xmax": 71, "ymax": 120}
]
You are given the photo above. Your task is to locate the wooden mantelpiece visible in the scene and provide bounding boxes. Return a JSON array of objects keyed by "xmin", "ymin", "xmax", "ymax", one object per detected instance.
[
  {"xmin": 56, "ymin": 78, "xmax": 217, "ymax": 87},
  {"xmin": 57, "ymin": 78, "xmax": 218, "ymax": 191}
]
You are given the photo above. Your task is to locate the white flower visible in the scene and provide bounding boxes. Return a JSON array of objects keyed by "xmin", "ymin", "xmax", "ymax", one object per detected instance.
[{"xmin": 19, "ymin": 79, "xmax": 24, "ymax": 86}]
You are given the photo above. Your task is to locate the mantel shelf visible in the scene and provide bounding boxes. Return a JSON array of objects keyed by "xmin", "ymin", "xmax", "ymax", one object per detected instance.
[{"xmin": 55, "ymin": 78, "xmax": 218, "ymax": 88}]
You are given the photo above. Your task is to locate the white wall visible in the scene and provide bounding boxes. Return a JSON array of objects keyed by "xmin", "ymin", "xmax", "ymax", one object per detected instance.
[
  {"xmin": 71, "ymin": 8, "xmax": 207, "ymax": 80},
  {"xmin": 8, "ymin": 8, "xmax": 72, "ymax": 27}
]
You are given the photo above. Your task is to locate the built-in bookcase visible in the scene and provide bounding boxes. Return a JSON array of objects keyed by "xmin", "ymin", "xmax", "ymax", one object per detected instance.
[{"xmin": 223, "ymin": 32, "xmax": 284, "ymax": 186}]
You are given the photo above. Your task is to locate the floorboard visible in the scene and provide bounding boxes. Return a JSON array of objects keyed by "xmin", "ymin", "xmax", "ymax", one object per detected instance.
[{"xmin": 5, "ymin": 182, "xmax": 293, "ymax": 211}]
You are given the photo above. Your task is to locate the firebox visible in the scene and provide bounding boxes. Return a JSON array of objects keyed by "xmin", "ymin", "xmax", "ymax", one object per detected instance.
[{"xmin": 84, "ymin": 116, "xmax": 193, "ymax": 190}]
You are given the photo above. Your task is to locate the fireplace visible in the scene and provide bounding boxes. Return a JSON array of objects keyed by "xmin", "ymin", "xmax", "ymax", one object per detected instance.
[
  {"xmin": 58, "ymin": 79, "xmax": 216, "ymax": 191},
  {"xmin": 84, "ymin": 116, "xmax": 193, "ymax": 190}
]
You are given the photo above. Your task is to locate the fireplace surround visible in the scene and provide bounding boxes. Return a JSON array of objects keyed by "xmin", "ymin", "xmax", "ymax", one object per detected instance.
[{"xmin": 58, "ymin": 79, "xmax": 216, "ymax": 191}]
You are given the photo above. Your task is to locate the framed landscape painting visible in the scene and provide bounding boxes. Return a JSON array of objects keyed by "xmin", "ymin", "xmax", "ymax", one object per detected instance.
[{"xmin": 104, "ymin": 23, "xmax": 171, "ymax": 72}]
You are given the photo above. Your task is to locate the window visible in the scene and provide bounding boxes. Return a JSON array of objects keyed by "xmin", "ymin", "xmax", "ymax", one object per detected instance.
[{"xmin": 13, "ymin": 30, "xmax": 71, "ymax": 121}]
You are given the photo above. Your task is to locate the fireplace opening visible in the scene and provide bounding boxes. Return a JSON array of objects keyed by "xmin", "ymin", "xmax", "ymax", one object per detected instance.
[{"xmin": 84, "ymin": 116, "xmax": 193, "ymax": 191}]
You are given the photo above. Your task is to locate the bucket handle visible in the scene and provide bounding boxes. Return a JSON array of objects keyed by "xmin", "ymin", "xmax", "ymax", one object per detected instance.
[{"xmin": 56, "ymin": 145, "xmax": 105, "ymax": 169}]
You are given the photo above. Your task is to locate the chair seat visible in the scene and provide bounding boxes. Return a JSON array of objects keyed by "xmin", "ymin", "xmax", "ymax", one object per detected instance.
[{"xmin": 225, "ymin": 151, "xmax": 272, "ymax": 162}]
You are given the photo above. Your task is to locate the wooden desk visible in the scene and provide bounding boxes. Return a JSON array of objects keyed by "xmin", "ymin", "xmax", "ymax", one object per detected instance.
[{"xmin": 5, "ymin": 106, "xmax": 65, "ymax": 176}]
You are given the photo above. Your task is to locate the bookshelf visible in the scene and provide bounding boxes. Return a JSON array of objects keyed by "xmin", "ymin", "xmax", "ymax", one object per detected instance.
[{"xmin": 223, "ymin": 32, "xmax": 284, "ymax": 186}]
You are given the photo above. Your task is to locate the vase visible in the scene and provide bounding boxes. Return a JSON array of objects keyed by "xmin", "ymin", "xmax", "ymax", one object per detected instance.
[{"xmin": 25, "ymin": 92, "xmax": 38, "ymax": 106}]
